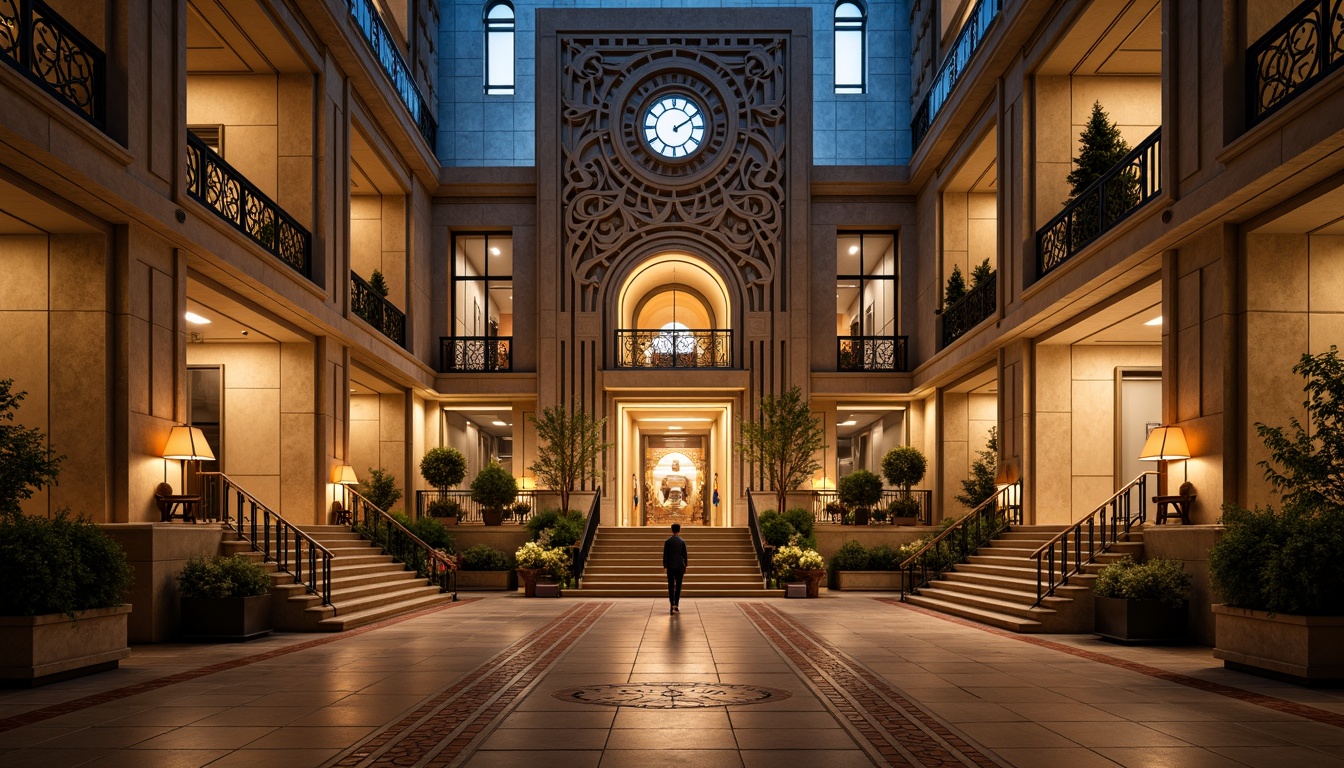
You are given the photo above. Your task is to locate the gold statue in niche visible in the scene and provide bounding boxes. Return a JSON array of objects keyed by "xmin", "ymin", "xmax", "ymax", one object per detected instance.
[
  {"xmin": 644, "ymin": 447, "xmax": 706, "ymax": 525},
  {"xmin": 661, "ymin": 458, "xmax": 693, "ymax": 510}
]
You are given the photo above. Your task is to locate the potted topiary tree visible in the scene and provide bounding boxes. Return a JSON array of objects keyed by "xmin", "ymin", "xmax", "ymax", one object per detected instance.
[
  {"xmin": 1093, "ymin": 556, "xmax": 1191, "ymax": 644},
  {"xmin": 178, "ymin": 554, "xmax": 273, "ymax": 641},
  {"xmin": 472, "ymin": 461, "xmax": 517, "ymax": 526},
  {"xmin": 882, "ymin": 446, "xmax": 927, "ymax": 525},
  {"xmin": 838, "ymin": 469, "xmax": 882, "ymax": 526},
  {"xmin": 420, "ymin": 447, "xmax": 467, "ymax": 523},
  {"xmin": 457, "ymin": 544, "xmax": 517, "ymax": 591}
]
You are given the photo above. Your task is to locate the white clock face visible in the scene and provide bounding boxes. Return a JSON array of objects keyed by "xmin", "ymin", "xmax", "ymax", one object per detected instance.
[{"xmin": 643, "ymin": 95, "xmax": 706, "ymax": 159}]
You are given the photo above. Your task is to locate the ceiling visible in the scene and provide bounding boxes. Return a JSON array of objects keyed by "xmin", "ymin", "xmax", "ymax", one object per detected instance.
[
  {"xmin": 443, "ymin": 404, "xmax": 517, "ymax": 439},
  {"xmin": 944, "ymin": 128, "xmax": 998, "ymax": 194},
  {"xmin": 350, "ymin": 129, "xmax": 405, "ymax": 197},
  {"xmin": 1039, "ymin": 0, "xmax": 1161, "ymax": 76},
  {"xmin": 185, "ymin": 278, "xmax": 308, "ymax": 344},
  {"xmin": 186, "ymin": 0, "xmax": 308, "ymax": 74},
  {"xmin": 1251, "ymin": 186, "xmax": 1344, "ymax": 234},
  {"xmin": 1039, "ymin": 281, "xmax": 1163, "ymax": 346},
  {"xmin": 0, "ymin": 178, "xmax": 102, "ymax": 234}
]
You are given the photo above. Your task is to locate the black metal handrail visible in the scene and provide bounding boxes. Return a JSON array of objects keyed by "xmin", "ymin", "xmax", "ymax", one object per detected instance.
[
  {"xmin": 186, "ymin": 131, "xmax": 313, "ymax": 278},
  {"xmin": 811, "ymin": 489, "xmax": 933, "ymax": 525},
  {"xmin": 439, "ymin": 336, "xmax": 513, "ymax": 372},
  {"xmin": 1030, "ymin": 471, "xmax": 1153, "ymax": 606},
  {"xmin": 347, "ymin": 0, "xmax": 437, "ymax": 150},
  {"xmin": 899, "ymin": 482, "xmax": 1020, "ymax": 600},
  {"xmin": 348, "ymin": 488, "xmax": 456, "ymax": 599},
  {"xmin": 351, "ymin": 271, "xmax": 406, "ymax": 347},
  {"xmin": 572, "ymin": 486, "xmax": 603, "ymax": 581},
  {"xmin": 0, "ymin": 0, "xmax": 105, "ymax": 128},
  {"xmin": 200, "ymin": 472, "xmax": 333, "ymax": 607},
  {"xmin": 415, "ymin": 489, "xmax": 551, "ymax": 522},
  {"xmin": 939, "ymin": 270, "xmax": 996, "ymax": 348},
  {"xmin": 1036, "ymin": 128, "xmax": 1161, "ymax": 279},
  {"xmin": 1247, "ymin": 0, "xmax": 1344, "ymax": 125},
  {"xmin": 746, "ymin": 490, "xmax": 773, "ymax": 582},
  {"xmin": 911, "ymin": 0, "xmax": 1000, "ymax": 150},
  {"xmin": 614, "ymin": 328, "xmax": 733, "ymax": 368},
  {"xmin": 837, "ymin": 335, "xmax": 909, "ymax": 372}
]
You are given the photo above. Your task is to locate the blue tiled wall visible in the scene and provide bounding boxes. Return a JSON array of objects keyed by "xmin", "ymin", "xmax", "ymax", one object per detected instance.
[{"xmin": 436, "ymin": 0, "xmax": 910, "ymax": 166}]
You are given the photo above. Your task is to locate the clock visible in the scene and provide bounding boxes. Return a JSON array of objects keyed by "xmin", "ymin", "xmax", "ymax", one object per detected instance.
[{"xmin": 642, "ymin": 95, "xmax": 706, "ymax": 159}]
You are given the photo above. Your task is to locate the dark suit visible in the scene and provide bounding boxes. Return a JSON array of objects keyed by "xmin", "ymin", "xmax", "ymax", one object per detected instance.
[{"xmin": 662, "ymin": 534, "xmax": 688, "ymax": 607}]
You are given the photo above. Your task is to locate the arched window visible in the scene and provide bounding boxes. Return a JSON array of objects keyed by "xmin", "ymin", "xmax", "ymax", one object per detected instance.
[
  {"xmin": 834, "ymin": 1, "xmax": 866, "ymax": 94},
  {"xmin": 484, "ymin": 2, "xmax": 515, "ymax": 95}
]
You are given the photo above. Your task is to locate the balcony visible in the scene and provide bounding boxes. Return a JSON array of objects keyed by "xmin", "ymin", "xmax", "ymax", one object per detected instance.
[
  {"xmin": 615, "ymin": 329, "xmax": 733, "ymax": 369},
  {"xmin": 347, "ymin": 0, "xmax": 436, "ymax": 151},
  {"xmin": 351, "ymin": 271, "xmax": 406, "ymax": 347},
  {"xmin": 911, "ymin": 0, "xmax": 1000, "ymax": 151},
  {"xmin": 1247, "ymin": 0, "xmax": 1344, "ymax": 126},
  {"xmin": 939, "ymin": 269, "xmax": 996, "ymax": 348},
  {"xmin": 837, "ymin": 336, "xmax": 909, "ymax": 372},
  {"xmin": 186, "ymin": 131, "xmax": 313, "ymax": 279},
  {"xmin": 1035, "ymin": 128, "xmax": 1161, "ymax": 279},
  {"xmin": 440, "ymin": 336, "xmax": 513, "ymax": 372},
  {"xmin": 0, "ymin": 0, "xmax": 105, "ymax": 129}
]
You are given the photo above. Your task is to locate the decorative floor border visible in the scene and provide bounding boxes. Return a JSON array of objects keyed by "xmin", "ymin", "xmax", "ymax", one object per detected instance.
[
  {"xmin": 0, "ymin": 598, "xmax": 480, "ymax": 734},
  {"xmin": 330, "ymin": 601, "xmax": 612, "ymax": 768},
  {"xmin": 877, "ymin": 598, "xmax": 1344, "ymax": 730},
  {"xmin": 741, "ymin": 602, "xmax": 1001, "ymax": 768}
]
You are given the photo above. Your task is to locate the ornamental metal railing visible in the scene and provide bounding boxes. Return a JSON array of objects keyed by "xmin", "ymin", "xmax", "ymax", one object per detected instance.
[
  {"xmin": 572, "ymin": 487, "xmax": 603, "ymax": 582},
  {"xmin": 1035, "ymin": 128, "xmax": 1161, "ymax": 279},
  {"xmin": 900, "ymin": 482, "xmax": 1021, "ymax": 601},
  {"xmin": 350, "ymin": 271, "xmax": 406, "ymax": 347},
  {"xmin": 745, "ymin": 490, "xmax": 774, "ymax": 582},
  {"xmin": 837, "ymin": 335, "xmax": 909, "ymax": 372},
  {"xmin": 939, "ymin": 269, "xmax": 996, "ymax": 348},
  {"xmin": 186, "ymin": 131, "xmax": 313, "ymax": 278},
  {"xmin": 614, "ymin": 328, "xmax": 733, "ymax": 368},
  {"xmin": 911, "ymin": 0, "xmax": 1000, "ymax": 150},
  {"xmin": 0, "ymin": 0, "xmax": 105, "ymax": 128},
  {"xmin": 347, "ymin": 0, "xmax": 437, "ymax": 150},
  {"xmin": 1247, "ymin": 0, "xmax": 1344, "ymax": 125},
  {"xmin": 811, "ymin": 489, "xmax": 933, "ymax": 525},
  {"xmin": 439, "ymin": 335, "xmax": 513, "ymax": 372},
  {"xmin": 1030, "ymin": 472, "xmax": 1154, "ymax": 606},
  {"xmin": 348, "ymin": 488, "xmax": 456, "ymax": 600}
]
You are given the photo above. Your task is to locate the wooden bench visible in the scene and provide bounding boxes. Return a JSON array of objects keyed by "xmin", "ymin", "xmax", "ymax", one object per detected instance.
[{"xmin": 1153, "ymin": 482, "xmax": 1195, "ymax": 524}]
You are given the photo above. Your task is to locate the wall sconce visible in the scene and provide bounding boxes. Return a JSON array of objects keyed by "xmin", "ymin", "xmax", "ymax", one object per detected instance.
[
  {"xmin": 162, "ymin": 426, "xmax": 214, "ymax": 493},
  {"xmin": 1139, "ymin": 425, "xmax": 1190, "ymax": 481}
]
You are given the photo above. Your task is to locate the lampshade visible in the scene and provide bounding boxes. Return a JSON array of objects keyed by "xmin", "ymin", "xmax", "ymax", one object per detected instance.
[
  {"xmin": 162, "ymin": 426, "xmax": 215, "ymax": 461},
  {"xmin": 1139, "ymin": 425, "xmax": 1190, "ymax": 461},
  {"xmin": 994, "ymin": 458, "xmax": 1019, "ymax": 487},
  {"xmin": 334, "ymin": 465, "xmax": 359, "ymax": 485}
]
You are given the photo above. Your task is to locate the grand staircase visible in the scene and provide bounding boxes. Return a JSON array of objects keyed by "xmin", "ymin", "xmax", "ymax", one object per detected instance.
[
  {"xmin": 224, "ymin": 525, "xmax": 456, "ymax": 631},
  {"xmin": 904, "ymin": 525, "xmax": 1146, "ymax": 632},
  {"xmin": 574, "ymin": 527, "xmax": 783, "ymax": 598}
]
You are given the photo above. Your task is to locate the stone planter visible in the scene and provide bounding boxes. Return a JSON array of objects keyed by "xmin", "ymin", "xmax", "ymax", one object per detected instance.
[
  {"xmin": 457, "ymin": 570, "xmax": 518, "ymax": 591},
  {"xmin": 518, "ymin": 568, "xmax": 541, "ymax": 597},
  {"xmin": 1213, "ymin": 604, "xmax": 1344, "ymax": 685},
  {"xmin": 891, "ymin": 516, "xmax": 919, "ymax": 527},
  {"xmin": 0, "ymin": 605, "xmax": 131, "ymax": 686},
  {"xmin": 181, "ymin": 594, "xmax": 273, "ymax": 641},
  {"xmin": 482, "ymin": 508, "xmax": 505, "ymax": 526},
  {"xmin": 792, "ymin": 568, "xmax": 826, "ymax": 598},
  {"xmin": 1094, "ymin": 596, "xmax": 1187, "ymax": 644},
  {"xmin": 834, "ymin": 570, "xmax": 908, "ymax": 591}
]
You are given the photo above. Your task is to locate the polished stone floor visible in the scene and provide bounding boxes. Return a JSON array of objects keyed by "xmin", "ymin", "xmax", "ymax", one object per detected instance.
[{"xmin": 2, "ymin": 593, "xmax": 1343, "ymax": 767}]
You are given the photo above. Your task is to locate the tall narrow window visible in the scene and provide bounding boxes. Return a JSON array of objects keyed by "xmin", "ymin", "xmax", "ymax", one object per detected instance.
[
  {"xmin": 837, "ymin": 233, "xmax": 900, "ymax": 370},
  {"xmin": 450, "ymin": 234, "xmax": 514, "ymax": 371},
  {"xmin": 484, "ymin": 2, "xmax": 515, "ymax": 95},
  {"xmin": 834, "ymin": 2, "xmax": 866, "ymax": 94}
]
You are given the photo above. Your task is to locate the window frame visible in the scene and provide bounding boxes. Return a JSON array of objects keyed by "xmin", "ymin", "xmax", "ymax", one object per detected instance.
[
  {"xmin": 836, "ymin": 231, "xmax": 897, "ymax": 337},
  {"xmin": 451, "ymin": 232, "xmax": 513, "ymax": 339},
  {"xmin": 483, "ymin": 1, "xmax": 516, "ymax": 95},
  {"xmin": 833, "ymin": 1, "xmax": 868, "ymax": 94}
]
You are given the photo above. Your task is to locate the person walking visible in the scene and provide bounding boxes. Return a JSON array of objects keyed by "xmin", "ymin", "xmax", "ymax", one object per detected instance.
[{"xmin": 662, "ymin": 523, "xmax": 688, "ymax": 614}]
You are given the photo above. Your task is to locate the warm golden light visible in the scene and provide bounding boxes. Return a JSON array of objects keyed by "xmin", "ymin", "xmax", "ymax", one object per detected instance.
[
  {"xmin": 1139, "ymin": 426, "xmax": 1190, "ymax": 461},
  {"xmin": 162, "ymin": 426, "xmax": 215, "ymax": 460},
  {"xmin": 334, "ymin": 465, "xmax": 359, "ymax": 485}
]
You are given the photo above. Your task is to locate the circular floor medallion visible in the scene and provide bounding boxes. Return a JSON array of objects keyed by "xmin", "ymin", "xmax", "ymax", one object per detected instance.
[{"xmin": 552, "ymin": 682, "xmax": 790, "ymax": 709}]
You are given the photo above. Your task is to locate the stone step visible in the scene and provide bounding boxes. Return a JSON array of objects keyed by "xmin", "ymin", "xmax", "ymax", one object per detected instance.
[
  {"xmin": 315, "ymin": 591, "xmax": 457, "ymax": 632},
  {"xmin": 910, "ymin": 584, "xmax": 1056, "ymax": 622},
  {"xmin": 903, "ymin": 593, "xmax": 1046, "ymax": 632},
  {"xmin": 573, "ymin": 587, "xmax": 782, "ymax": 598}
]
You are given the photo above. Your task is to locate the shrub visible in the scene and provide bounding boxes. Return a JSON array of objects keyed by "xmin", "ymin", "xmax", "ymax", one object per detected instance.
[
  {"xmin": 782, "ymin": 507, "xmax": 815, "ymax": 538},
  {"xmin": 0, "ymin": 379, "xmax": 64, "ymax": 518},
  {"xmin": 358, "ymin": 467, "xmax": 402, "ymax": 512},
  {"xmin": 888, "ymin": 496, "xmax": 921, "ymax": 519},
  {"xmin": 772, "ymin": 544, "xmax": 824, "ymax": 580},
  {"xmin": 428, "ymin": 498, "xmax": 462, "ymax": 518},
  {"xmin": 178, "ymin": 555, "xmax": 270, "ymax": 599},
  {"xmin": 0, "ymin": 510, "xmax": 131, "ymax": 617},
  {"xmin": 830, "ymin": 540, "xmax": 868, "ymax": 571},
  {"xmin": 515, "ymin": 541, "xmax": 571, "ymax": 581},
  {"xmin": 1093, "ymin": 556, "xmax": 1191, "ymax": 610},
  {"xmin": 865, "ymin": 544, "xmax": 904, "ymax": 571},
  {"xmin": 838, "ymin": 470, "xmax": 883, "ymax": 512},
  {"xmin": 881, "ymin": 446, "xmax": 927, "ymax": 492},
  {"xmin": 759, "ymin": 513, "xmax": 794, "ymax": 547},
  {"xmin": 527, "ymin": 509, "xmax": 585, "ymax": 546},
  {"xmin": 460, "ymin": 544, "xmax": 513, "ymax": 571},
  {"xmin": 1210, "ymin": 503, "xmax": 1344, "ymax": 615},
  {"xmin": 470, "ymin": 461, "xmax": 517, "ymax": 511},
  {"xmin": 392, "ymin": 512, "xmax": 455, "ymax": 551},
  {"xmin": 420, "ymin": 447, "xmax": 467, "ymax": 492}
]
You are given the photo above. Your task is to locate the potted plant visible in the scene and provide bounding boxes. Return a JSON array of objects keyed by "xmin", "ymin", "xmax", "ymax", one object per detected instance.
[
  {"xmin": 457, "ymin": 544, "xmax": 517, "ymax": 591},
  {"xmin": 178, "ymin": 554, "xmax": 273, "ymax": 641},
  {"xmin": 1093, "ymin": 556, "xmax": 1191, "ymax": 643},
  {"xmin": 420, "ymin": 446, "xmax": 467, "ymax": 521},
  {"xmin": 1210, "ymin": 347, "xmax": 1344, "ymax": 685},
  {"xmin": 838, "ymin": 469, "xmax": 882, "ymax": 526},
  {"xmin": 825, "ymin": 500, "xmax": 848, "ymax": 524},
  {"xmin": 472, "ymin": 461, "xmax": 518, "ymax": 526},
  {"xmin": 830, "ymin": 540, "xmax": 916, "ymax": 591},
  {"xmin": 882, "ymin": 446, "xmax": 927, "ymax": 525},
  {"xmin": 428, "ymin": 498, "xmax": 463, "ymax": 525},
  {"xmin": 773, "ymin": 543, "xmax": 826, "ymax": 597},
  {"xmin": 510, "ymin": 501, "xmax": 531, "ymax": 522},
  {"xmin": 515, "ymin": 541, "xmax": 569, "ymax": 597}
]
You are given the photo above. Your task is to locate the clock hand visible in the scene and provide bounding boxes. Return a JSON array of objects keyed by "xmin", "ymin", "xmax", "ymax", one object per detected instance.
[{"xmin": 674, "ymin": 118, "xmax": 692, "ymax": 131}]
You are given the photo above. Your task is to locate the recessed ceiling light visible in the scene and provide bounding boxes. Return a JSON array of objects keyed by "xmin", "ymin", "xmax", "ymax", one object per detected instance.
[
  {"xmin": 490, "ymin": 247, "xmax": 501, "ymax": 255},
  {"xmin": 1144, "ymin": 316, "xmax": 1163, "ymax": 326},
  {"xmin": 641, "ymin": 418, "xmax": 712, "ymax": 422},
  {"xmin": 184, "ymin": 312, "xmax": 211, "ymax": 325},
  {"xmin": 668, "ymin": 425, "xmax": 682, "ymax": 430},
  {"xmin": 838, "ymin": 420, "xmax": 857, "ymax": 426},
  {"xmin": 492, "ymin": 420, "xmax": 507, "ymax": 426},
  {"xmin": 848, "ymin": 245, "xmax": 859, "ymax": 255}
]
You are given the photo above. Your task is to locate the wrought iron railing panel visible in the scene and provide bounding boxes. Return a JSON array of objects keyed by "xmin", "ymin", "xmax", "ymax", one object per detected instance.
[
  {"xmin": 911, "ymin": 0, "xmax": 1000, "ymax": 150},
  {"xmin": 439, "ymin": 336, "xmax": 513, "ymax": 372},
  {"xmin": 811, "ymin": 489, "xmax": 933, "ymax": 525},
  {"xmin": 1247, "ymin": 0, "xmax": 1344, "ymax": 125},
  {"xmin": 0, "ymin": 0, "xmax": 106, "ymax": 128},
  {"xmin": 745, "ymin": 490, "xmax": 774, "ymax": 582},
  {"xmin": 939, "ymin": 270, "xmax": 996, "ymax": 348},
  {"xmin": 900, "ymin": 482, "xmax": 1021, "ymax": 601},
  {"xmin": 614, "ymin": 329, "xmax": 733, "ymax": 368},
  {"xmin": 1030, "ymin": 472, "xmax": 1154, "ymax": 606},
  {"xmin": 347, "ymin": 0, "xmax": 437, "ymax": 150},
  {"xmin": 416, "ymin": 489, "xmax": 562, "ymax": 522},
  {"xmin": 186, "ymin": 132, "xmax": 313, "ymax": 278},
  {"xmin": 350, "ymin": 271, "xmax": 406, "ymax": 347},
  {"xmin": 837, "ymin": 335, "xmax": 908, "ymax": 372},
  {"xmin": 348, "ymin": 488, "xmax": 457, "ymax": 598},
  {"xmin": 1035, "ymin": 128, "xmax": 1161, "ymax": 280},
  {"xmin": 573, "ymin": 487, "xmax": 603, "ymax": 581}
]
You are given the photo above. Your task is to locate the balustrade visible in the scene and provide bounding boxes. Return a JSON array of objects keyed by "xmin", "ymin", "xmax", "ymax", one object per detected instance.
[
  {"xmin": 911, "ymin": 0, "xmax": 1000, "ymax": 150},
  {"xmin": 440, "ymin": 336, "xmax": 513, "ymax": 372},
  {"xmin": 0, "ymin": 0, "xmax": 105, "ymax": 128},
  {"xmin": 837, "ymin": 335, "xmax": 908, "ymax": 372},
  {"xmin": 348, "ymin": 0, "xmax": 437, "ymax": 150},
  {"xmin": 351, "ymin": 271, "xmax": 406, "ymax": 347},
  {"xmin": 1247, "ymin": 0, "xmax": 1344, "ymax": 125},
  {"xmin": 939, "ymin": 270, "xmax": 996, "ymax": 348},
  {"xmin": 614, "ymin": 329, "xmax": 733, "ymax": 369}
]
